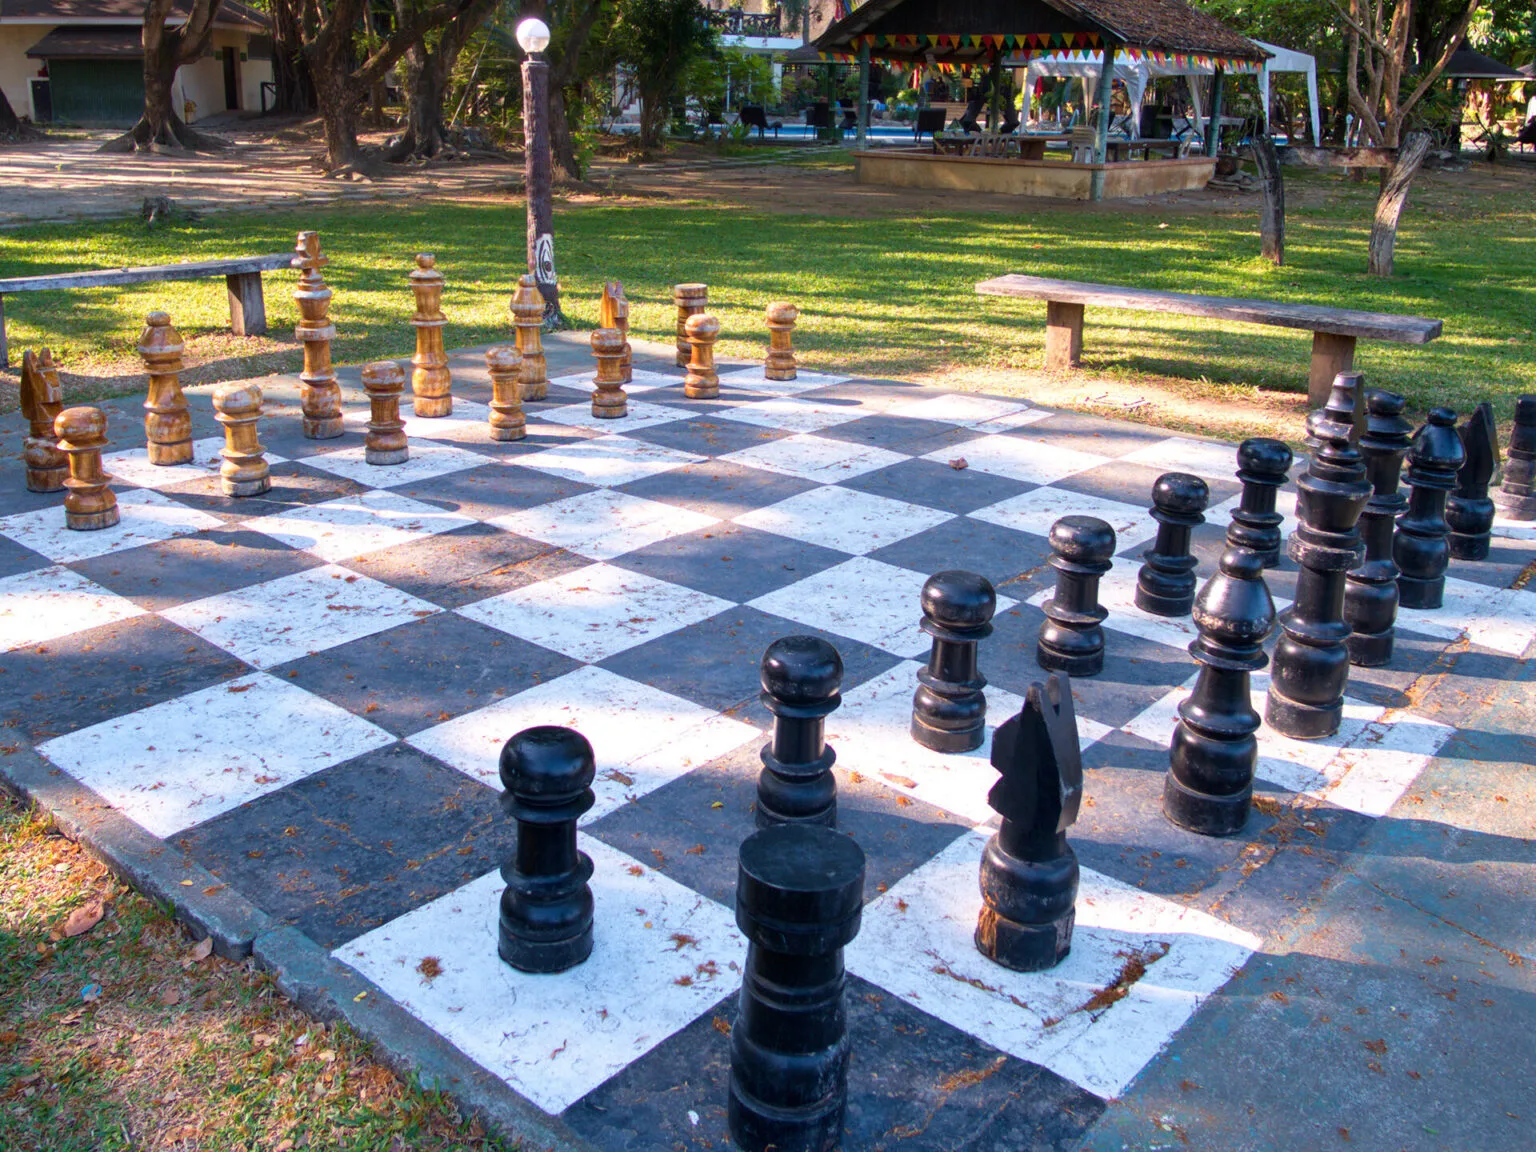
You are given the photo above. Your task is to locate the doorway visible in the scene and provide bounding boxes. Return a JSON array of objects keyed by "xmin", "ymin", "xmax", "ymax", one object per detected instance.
[{"xmin": 223, "ymin": 47, "xmax": 240, "ymax": 110}]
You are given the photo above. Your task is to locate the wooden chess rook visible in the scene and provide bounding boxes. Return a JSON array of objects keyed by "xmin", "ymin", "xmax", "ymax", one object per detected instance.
[
  {"xmin": 20, "ymin": 349, "xmax": 67, "ymax": 493},
  {"xmin": 210, "ymin": 381, "xmax": 271, "ymax": 497},
  {"xmin": 137, "ymin": 311, "xmax": 192, "ymax": 466},
  {"xmin": 486, "ymin": 346, "xmax": 526, "ymax": 441},
  {"xmin": 409, "ymin": 253, "xmax": 452, "ymax": 417},
  {"xmin": 291, "ymin": 231, "xmax": 344, "ymax": 439},
  {"xmin": 55, "ymin": 406, "xmax": 118, "ymax": 531},
  {"xmin": 684, "ymin": 312, "xmax": 720, "ymax": 399},
  {"xmin": 360, "ymin": 361, "xmax": 409, "ymax": 465},
  {"xmin": 510, "ymin": 274, "xmax": 548, "ymax": 401},
  {"xmin": 674, "ymin": 282, "xmax": 707, "ymax": 367},
  {"xmin": 590, "ymin": 328, "xmax": 628, "ymax": 419},
  {"xmin": 599, "ymin": 281, "xmax": 632, "ymax": 383},
  {"xmin": 764, "ymin": 301, "xmax": 799, "ymax": 381}
]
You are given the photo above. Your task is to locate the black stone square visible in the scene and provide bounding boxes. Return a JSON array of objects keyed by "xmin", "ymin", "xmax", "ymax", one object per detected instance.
[
  {"xmin": 617, "ymin": 459, "xmax": 820, "ymax": 519},
  {"xmin": 0, "ymin": 533, "xmax": 53, "ymax": 579},
  {"xmin": 598, "ymin": 605, "xmax": 901, "ymax": 719},
  {"xmin": 818, "ymin": 412, "xmax": 956, "ymax": 451},
  {"xmin": 271, "ymin": 611, "xmax": 580, "ymax": 736},
  {"xmin": 562, "ymin": 971, "xmax": 1104, "ymax": 1152},
  {"xmin": 0, "ymin": 615, "xmax": 249, "ymax": 741},
  {"xmin": 625, "ymin": 415, "xmax": 791, "ymax": 458},
  {"xmin": 178, "ymin": 743, "xmax": 514, "ymax": 949},
  {"xmin": 391, "ymin": 461, "xmax": 595, "ymax": 520},
  {"xmin": 157, "ymin": 460, "xmax": 369, "ymax": 518},
  {"xmin": 340, "ymin": 523, "xmax": 588, "ymax": 609},
  {"xmin": 869, "ymin": 515, "xmax": 1056, "ymax": 593},
  {"xmin": 840, "ymin": 457, "xmax": 1036, "ymax": 516},
  {"xmin": 608, "ymin": 522, "xmax": 849, "ymax": 602},
  {"xmin": 69, "ymin": 529, "xmax": 324, "ymax": 611}
]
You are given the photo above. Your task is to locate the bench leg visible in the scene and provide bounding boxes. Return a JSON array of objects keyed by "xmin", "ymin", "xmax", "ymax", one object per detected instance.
[
  {"xmin": 227, "ymin": 272, "xmax": 267, "ymax": 337},
  {"xmin": 1308, "ymin": 332, "xmax": 1355, "ymax": 409},
  {"xmin": 1045, "ymin": 301, "xmax": 1084, "ymax": 371},
  {"xmin": 0, "ymin": 294, "xmax": 7, "ymax": 370}
]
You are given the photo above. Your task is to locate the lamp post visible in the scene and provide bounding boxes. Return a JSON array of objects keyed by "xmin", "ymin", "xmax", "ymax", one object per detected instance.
[{"xmin": 517, "ymin": 17, "xmax": 565, "ymax": 329}]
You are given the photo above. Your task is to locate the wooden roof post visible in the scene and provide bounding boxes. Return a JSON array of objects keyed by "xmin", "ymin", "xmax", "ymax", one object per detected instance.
[
  {"xmin": 988, "ymin": 54, "xmax": 1002, "ymax": 131},
  {"xmin": 857, "ymin": 40, "xmax": 871, "ymax": 148},
  {"xmin": 1204, "ymin": 65, "xmax": 1225, "ymax": 159},
  {"xmin": 1090, "ymin": 43, "xmax": 1117, "ymax": 201}
]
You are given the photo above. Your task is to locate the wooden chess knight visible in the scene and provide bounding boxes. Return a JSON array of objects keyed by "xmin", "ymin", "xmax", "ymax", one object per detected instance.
[
  {"xmin": 975, "ymin": 675, "xmax": 1083, "ymax": 971},
  {"xmin": 20, "ymin": 349, "xmax": 67, "ymax": 493}
]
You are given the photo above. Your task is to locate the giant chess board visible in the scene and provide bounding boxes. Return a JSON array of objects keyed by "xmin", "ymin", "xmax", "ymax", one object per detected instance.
[{"xmin": 3, "ymin": 338, "xmax": 1533, "ymax": 1150}]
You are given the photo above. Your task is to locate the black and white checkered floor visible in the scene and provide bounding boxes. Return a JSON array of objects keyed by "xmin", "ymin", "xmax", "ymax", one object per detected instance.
[{"xmin": 4, "ymin": 342, "xmax": 1532, "ymax": 1149}]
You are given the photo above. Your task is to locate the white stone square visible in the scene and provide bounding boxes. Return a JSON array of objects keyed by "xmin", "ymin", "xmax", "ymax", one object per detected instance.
[
  {"xmin": 300, "ymin": 442, "xmax": 493, "ymax": 488},
  {"xmin": 748, "ymin": 557, "xmax": 932, "ymax": 656},
  {"xmin": 546, "ymin": 367, "xmax": 681, "ymax": 395},
  {"xmin": 735, "ymin": 485, "xmax": 952, "ymax": 556},
  {"xmin": 0, "ymin": 565, "xmax": 147, "ymax": 652},
  {"xmin": 38, "ymin": 673, "xmax": 394, "ymax": 838},
  {"xmin": 715, "ymin": 396, "xmax": 866, "ymax": 434},
  {"xmin": 250, "ymin": 490, "xmax": 476, "ymax": 563},
  {"xmin": 1395, "ymin": 575, "xmax": 1536, "ymax": 657},
  {"xmin": 972, "ymin": 487, "xmax": 1160, "ymax": 552},
  {"xmin": 888, "ymin": 394, "xmax": 1051, "ymax": 433},
  {"xmin": 490, "ymin": 489, "xmax": 718, "ymax": 562},
  {"xmin": 457, "ymin": 562, "xmax": 732, "ymax": 663},
  {"xmin": 160, "ymin": 563, "xmax": 440, "ymax": 669},
  {"xmin": 407, "ymin": 664, "xmax": 756, "ymax": 820},
  {"xmin": 344, "ymin": 398, "xmax": 496, "ymax": 443},
  {"xmin": 537, "ymin": 399, "xmax": 689, "ymax": 434},
  {"xmin": 719, "ymin": 433, "xmax": 909, "ymax": 483},
  {"xmin": 847, "ymin": 831, "xmax": 1260, "ymax": 1100},
  {"xmin": 715, "ymin": 365, "xmax": 848, "ymax": 395},
  {"xmin": 924, "ymin": 435, "xmax": 1111, "ymax": 486},
  {"xmin": 1120, "ymin": 436, "xmax": 1241, "ymax": 483},
  {"xmin": 0, "ymin": 488, "xmax": 223, "ymax": 565},
  {"xmin": 102, "ymin": 436, "xmax": 289, "ymax": 490},
  {"xmin": 513, "ymin": 434, "xmax": 704, "ymax": 487},
  {"xmin": 335, "ymin": 847, "xmax": 745, "ymax": 1114}
]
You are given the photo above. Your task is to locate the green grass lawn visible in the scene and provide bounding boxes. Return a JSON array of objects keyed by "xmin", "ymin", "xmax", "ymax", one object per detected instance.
[{"xmin": 1, "ymin": 161, "xmax": 1531, "ymax": 437}]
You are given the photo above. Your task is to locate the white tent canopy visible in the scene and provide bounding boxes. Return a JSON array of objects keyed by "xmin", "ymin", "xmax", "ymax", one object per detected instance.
[{"xmin": 1014, "ymin": 39, "xmax": 1320, "ymax": 144}]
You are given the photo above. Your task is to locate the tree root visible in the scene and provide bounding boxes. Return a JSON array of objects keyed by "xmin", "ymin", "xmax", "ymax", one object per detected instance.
[{"xmin": 99, "ymin": 114, "xmax": 228, "ymax": 155}]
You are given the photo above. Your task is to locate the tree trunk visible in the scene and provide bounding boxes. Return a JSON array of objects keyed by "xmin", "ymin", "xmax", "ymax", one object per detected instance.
[
  {"xmin": 313, "ymin": 64, "xmax": 361, "ymax": 169},
  {"xmin": 1250, "ymin": 135, "xmax": 1285, "ymax": 266},
  {"xmin": 270, "ymin": 0, "xmax": 314, "ymax": 114},
  {"xmin": 390, "ymin": 44, "xmax": 454, "ymax": 159},
  {"xmin": 1367, "ymin": 131, "xmax": 1431, "ymax": 277},
  {"xmin": 101, "ymin": 0, "xmax": 225, "ymax": 153},
  {"xmin": 547, "ymin": 83, "xmax": 581, "ymax": 179},
  {"xmin": 0, "ymin": 84, "xmax": 22, "ymax": 136}
]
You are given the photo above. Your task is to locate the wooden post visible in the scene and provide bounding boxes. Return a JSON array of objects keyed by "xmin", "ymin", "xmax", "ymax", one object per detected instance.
[
  {"xmin": 1204, "ymin": 66, "xmax": 1225, "ymax": 160},
  {"xmin": 0, "ymin": 294, "xmax": 8, "ymax": 369},
  {"xmin": 1045, "ymin": 301, "xmax": 1084, "ymax": 371},
  {"xmin": 987, "ymin": 56, "xmax": 1002, "ymax": 132},
  {"xmin": 1090, "ymin": 44, "xmax": 1117, "ymax": 202},
  {"xmin": 1250, "ymin": 136, "xmax": 1285, "ymax": 265},
  {"xmin": 522, "ymin": 52, "xmax": 564, "ymax": 327},
  {"xmin": 1308, "ymin": 333, "xmax": 1356, "ymax": 409},
  {"xmin": 226, "ymin": 271, "xmax": 267, "ymax": 336},
  {"xmin": 856, "ymin": 42, "xmax": 870, "ymax": 149}
]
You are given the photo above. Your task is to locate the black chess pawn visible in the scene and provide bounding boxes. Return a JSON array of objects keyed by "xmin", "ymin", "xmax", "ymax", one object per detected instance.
[
  {"xmin": 975, "ymin": 675, "xmax": 1082, "ymax": 971},
  {"xmin": 1344, "ymin": 390, "xmax": 1413, "ymax": 667},
  {"xmin": 757, "ymin": 636, "xmax": 843, "ymax": 828},
  {"xmin": 497, "ymin": 726, "xmax": 596, "ymax": 973},
  {"xmin": 1496, "ymin": 395, "xmax": 1536, "ymax": 520},
  {"xmin": 1446, "ymin": 402, "xmax": 1499, "ymax": 561},
  {"xmin": 729, "ymin": 823, "xmax": 865, "ymax": 1152},
  {"xmin": 1265, "ymin": 373, "xmax": 1372, "ymax": 740},
  {"xmin": 1163, "ymin": 545, "xmax": 1276, "ymax": 835},
  {"xmin": 1228, "ymin": 438, "xmax": 1294, "ymax": 568},
  {"xmin": 1037, "ymin": 516, "xmax": 1116, "ymax": 677},
  {"xmin": 1395, "ymin": 408, "xmax": 1465, "ymax": 611},
  {"xmin": 1135, "ymin": 472, "xmax": 1210, "ymax": 616},
  {"xmin": 911, "ymin": 570, "xmax": 997, "ymax": 753}
]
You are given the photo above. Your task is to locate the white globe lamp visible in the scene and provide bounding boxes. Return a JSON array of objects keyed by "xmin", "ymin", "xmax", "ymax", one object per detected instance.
[{"xmin": 516, "ymin": 18, "xmax": 551, "ymax": 55}]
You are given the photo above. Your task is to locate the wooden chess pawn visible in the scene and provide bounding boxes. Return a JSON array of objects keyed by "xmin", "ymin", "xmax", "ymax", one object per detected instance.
[
  {"xmin": 291, "ymin": 230, "xmax": 344, "ymax": 439},
  {"xmin": 684, "ymin": 312, "xmax": 720, "ymax": 399},
  {"xmin": 486, "ymin": 346, "xmax": 526, "ymax": 441},
  {"xmin": 20, "ymin": 349, "xmax": 67, "ymax": 493},
  {"xmin": 1037, "ymin": 515, "xmax": 1116, "ymax": 676},
  {"xmin": 764, "ymin": 301, "xmax": 799, "ymax": 381},
  {"xmin": 55, "ymin": 407, "xmax": 118, "ymax": 531},
  {"xmin": 729, "ymin": 824, "xmax": 864, "ymax": 1152},
  {"xmin": 498, "ymin": 726, "xmax": 596, "ymax": 973},
  {"xmin": 510, "ymin": 274, "xmax": 548, "ymax": 401},
  {"xmin": 599, "ymin": 281, "xmax": 632, "ymax": 383},
  {"xmin": 911, "ymin": 570, "xmax": 997, "ymax": 753},
  {"xmin": 360, "ymin": 362, "xmax": 409, "ymax": 465},
  {"xmin": 674, "ymin": 282, "xmax": 707, "ymax": 367},
  {"xmin": 1496, "ymin": 396, "xmax": 1536, "ymax": 520},
  {"xmin": 210, "ymin": 381, "xmax": 271, "ymax": 497},
  {"xmin": 590, "ymin": 328, "xmax": 628, "ymax": 419},
  {"xmin": 409, "ymin": 253, "xmax": 452, "ymax": 417},
  {"xmin": 137, "ymin": 311, "xmax": 192, "ymax": 465},
  {"xmin": 756, "ymin": 635, "xmax": 843, "ymax": 828},
  {"xmin": 1446, "ymin": 402, "xmax": 1499, "ymax": 561}
]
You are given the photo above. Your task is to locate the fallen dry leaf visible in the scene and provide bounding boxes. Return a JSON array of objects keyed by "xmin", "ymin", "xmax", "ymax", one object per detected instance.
[
  {"xmin": 188, "ymin": 936, "xmax": 214, "ymax": 962},
  {"xmin": 948, "ymin": 457, "xmax": 968, "ymax": 470},
  {"xmin": 62, "ymin": 900, "xmax": 105, "ymax": 938}
]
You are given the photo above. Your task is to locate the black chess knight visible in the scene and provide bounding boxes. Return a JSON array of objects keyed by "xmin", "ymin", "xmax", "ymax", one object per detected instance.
[
  {"xmin": 756, "ymin": 636, "xmax": 843, "ymax": 828},
  {"xmin": 1344, "ymin": 389, "xmax": 1413, "ymax": 667},
  {"xmin": 975, "ymin": 675, "xmax": 1082, "ymax": 971},
  {"xmin": 1446, "ymin": 402, "xmax": 1499, "ymax": 561},
  {"xmin": 911, "ymin": 570, "xmax": 997, "ymax": 753}
]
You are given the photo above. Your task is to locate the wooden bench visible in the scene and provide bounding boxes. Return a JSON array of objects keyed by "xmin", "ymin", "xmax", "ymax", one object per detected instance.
[
  {"xmin": 0, "ymin": 254, "xmax": 292, "ymax": 368},
  {"xmin": 975, "ymin": 273, "xmax": 1443, "ymax": 406}
]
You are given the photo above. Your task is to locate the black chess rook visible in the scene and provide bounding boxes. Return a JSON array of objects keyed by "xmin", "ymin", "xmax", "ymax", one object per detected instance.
[
  {"xmin": 1163, "ymin": 546, "xmax": 1276, "ymax": 835},
  {"xmin": 1344, "ymin": 389, "xmax": 1412, "ymax": 667},
  {"xmin": 1037, "ymin": 516, "xmax": 1116, "ymax": 677},
  {"xmin": 1265, "ymin": 373, "xmax": 1371, "ymax": 740},
  {"xmin": 911, "ymin": 570, "xmax": 997, "ymax": 753},
  {"xmin": 497, "ymin": 726, "xmax": 596, "ymax": 973},
  {"xmin": 976, "ymin": 675, "xmax": 1083, "ymax": 971},
  {"xmin": 1496, "ymin": 395, "xmax": 1536, "ymax": 520},
  {"xmin": 729, "ymin": 824, "xmax": 865, "ymax": 1152},
  {"xmin": 1135, "ymin": 472, "xmax": 1210, "ymax": 616},
  {"xmin": 757, "ymin": 636, "xmax": 843, "ymax": 828},
  {"xmin": 1446, "ymin": 402, "xmax": 1499, "ymax": 561},
  {"xmin": 1228, "ymin": 438, "xmax": 1293, "ymax": 568},
  {"xmin": 1395, "ymin": 408, "xmax": 1464, "ymax": 611}
]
